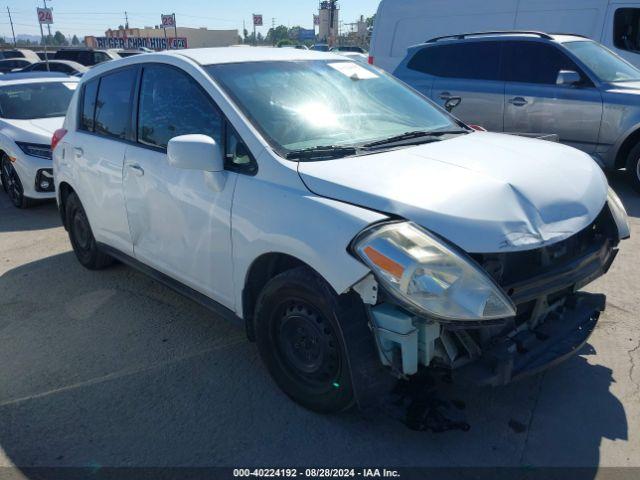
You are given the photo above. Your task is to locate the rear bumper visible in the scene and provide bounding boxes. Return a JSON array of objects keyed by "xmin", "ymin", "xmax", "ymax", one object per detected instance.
[{"xmin": 453, "ymin": 292, "xmax": 605, "ymax": 386}]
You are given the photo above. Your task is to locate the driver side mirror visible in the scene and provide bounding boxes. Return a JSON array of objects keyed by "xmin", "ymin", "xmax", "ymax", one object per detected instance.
[
  {"xmin": 556, "ymin": 70, "xmax": 581, "ymax": 87},
  {"xmin": 167, "ymin": 134, "xmax": 226, "ymax": 191}
]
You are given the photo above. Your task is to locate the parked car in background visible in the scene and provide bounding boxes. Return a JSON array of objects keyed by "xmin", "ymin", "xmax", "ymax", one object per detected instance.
[
  {"xmin": 36, "ymin": 51, "xmax": 55, "ymax": 61},
  {"xmin": 337, "ymin": 52, "xmax": 369, "ymax": 63},
  {"xmin": 117, "ymin": 48, "xmax": 154, "ymax": 58},
  {"xmin": 54, "ymin": 48, "xmax": 121, "ymax": 66},
  {"xmin": 0, "ymin": 49, "xmax": 40, "ymax": 62},
  {"xmin": 394, "ymin": 31, "xmax": 640, "ymax": 192},
  {"xmin": 331, "ymin": 46, "xmax": 367, "ymax": 54},
  {"xmin": 0, "ymin": 74, "xmax": 79, "ymax": 208},
  {"xmin": 0, "ymin": 58, "xmax": 35, "ymax": 73},
  {"xmin": 311, "ymin": 44, "xmax": 330, "ymax": 51},
  {"xmin": 54, "ymin": 48, "xmax": 628, "ymax": 413},
  {"xmin": 371, "ymin": 0, "xmax": 640, "ymax": 72},
  {"xmin": 19, "ymin": 60, "xmax": 88, "ymax": 76}
]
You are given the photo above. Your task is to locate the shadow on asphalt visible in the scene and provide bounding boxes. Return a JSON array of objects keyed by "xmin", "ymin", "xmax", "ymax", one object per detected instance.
[
  {"xmin": 0, "ymin": 197, "xmax": 60, "ymax": 233},
  {"xmin": 0, "ymin": 249, "xmax": 629, "ymax": 473}
]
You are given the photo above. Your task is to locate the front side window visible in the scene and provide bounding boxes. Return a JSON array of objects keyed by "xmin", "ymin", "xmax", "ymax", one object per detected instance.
[
  {"xmin": 408, "ymin": 42, "xmax": 502, "ymax": 81},
  {"xmin": 137, "ymin": 65, "xmax": 223, "ymax": 150},
  {"xmin": 206, "ymin": 60, "xmax": 459, "ymax": 155},
  {"xmin": 503, "ymin": 42, "xmax": 583, "ymax": 85},
  {"xmin": 94, "ymin": 68, "xmax": 137, "ymax": 140},
  {"xmin": 564, "ymin": 40, "xmax": 640, "ymax": 83},
  {"xmin": 614, "ymin": 8, "xmax": 640, "ymax": 53},
  {"xmin": 0, "ymin": 82, "xmax": 76, "ymax": 119}
]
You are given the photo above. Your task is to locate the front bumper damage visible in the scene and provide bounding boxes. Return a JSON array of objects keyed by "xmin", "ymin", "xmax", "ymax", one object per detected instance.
[{"xmin": 361, "ymin": 205, "xmax": 620, "ymax": 388}]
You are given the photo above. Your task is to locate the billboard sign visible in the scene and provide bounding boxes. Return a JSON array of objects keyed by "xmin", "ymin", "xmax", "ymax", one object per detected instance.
[
  {"xmin": 37, "ymin": 7, "xmax": 54, "ymax": 25},
  {"xmin": 313, "ymin": 14, "xmax": 320, "ymax": 26},
  {"xmin": 161, "ymin": 14, "xmax": 175, "ymax": 28},
  {"xmin": 253, "ymin": 14, "xmax": 263, "ymax": 26},
  {"xmin": 94, "ymin": 36, "xmax": 187, "ymax": 50}
]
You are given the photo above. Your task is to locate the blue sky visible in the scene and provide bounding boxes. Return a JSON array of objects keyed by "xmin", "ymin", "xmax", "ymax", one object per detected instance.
[{"xmin": 2, "ymin": 1, "xmax": 379, "ymax": 40}]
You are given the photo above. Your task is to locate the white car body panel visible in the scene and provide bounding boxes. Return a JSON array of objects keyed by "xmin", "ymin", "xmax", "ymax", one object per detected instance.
[{"xmin": 298, "ymin": 132, "xmax": 608, "ymax": 253}]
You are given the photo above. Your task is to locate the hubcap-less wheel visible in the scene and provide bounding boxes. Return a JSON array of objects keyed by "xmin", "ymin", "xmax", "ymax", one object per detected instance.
[
  {"xmin": 2, "ymin": 159, "xmax": 24, "ymax": 208},
  {"xmin": 273, "ymin": 301, "xmax": 341, "ymax": 392},
  {"xmin": 72, "ymin": 209, "xmax": 92, "ymax": 251}
]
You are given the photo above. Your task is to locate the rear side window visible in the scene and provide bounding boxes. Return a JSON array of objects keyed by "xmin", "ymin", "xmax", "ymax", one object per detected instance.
[
  {"xmin": 93, "ymin": 68, "xmax": 137, "ymax": 139},
  {"xmin": 137, "ymin": 65, "xmax": 223, "ymax": 150},
  {"xmin": 407, "ymin": 42, "xmax": 502, "ymax": 81},
  {"xmin": 503, "ymin": 42, "xmax": 582, "ymax": 85},
  {"xmin": 80, "ymin": 78, "xmax": 99, "ymax": 132}
]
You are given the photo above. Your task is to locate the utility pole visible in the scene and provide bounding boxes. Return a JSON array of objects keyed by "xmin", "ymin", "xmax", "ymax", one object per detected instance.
[
  {"xmin": 124, "ymin": 11, "xmax": 129, "ymax": 29},
  {"xmin": 173, "ymin": 13, "xmax": 178, "ymax": 49},
  {"xmin": 272, "ymin": 17, "xmax": 276, "ymax": 46},
  {"xmin": 42, "ymin": 0, "xmax": 52, "ymax": 37},
  {"xmin": 328, "ymin": 0, "xmax": 337, "ymax": 47},
  {"xmin": 7, "ymin": 7, "xmax": 16, "ymax": 46}
]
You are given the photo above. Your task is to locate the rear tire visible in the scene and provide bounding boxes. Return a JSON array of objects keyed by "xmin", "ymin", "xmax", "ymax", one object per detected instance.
[
  {"xmin": 625, "ymin": 143, "xmax": 640, "ymax": 193},
  {"xmin": 65, "ymin": 192, "xmax": 114, "ymax": 270},
  {"xmin": 254, "ymin": 267, "xmax": 355, "ymax": 413}
]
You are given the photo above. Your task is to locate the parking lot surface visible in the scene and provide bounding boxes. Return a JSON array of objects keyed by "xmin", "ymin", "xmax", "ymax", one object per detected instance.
[{"xmin": 0, "ymin": 173, "xmax": 639, "ymax": 474}]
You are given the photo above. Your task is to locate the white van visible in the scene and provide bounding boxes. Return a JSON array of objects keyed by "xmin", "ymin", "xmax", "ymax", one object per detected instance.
[{"xmin": 370, "ymin": 0, "xmax": 640, "ymax": 71}]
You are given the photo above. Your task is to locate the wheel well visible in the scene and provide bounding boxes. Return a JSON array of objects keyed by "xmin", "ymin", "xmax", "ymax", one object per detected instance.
[
  {"xmin": 615, "ymin": 128, "xmax": 640, "ymax": 169},
  {"xmin": 242, "ymin": 253, "xmax": 309, "ymax": 340},
  {"xmin": 58, "ymin": 182, "xmax": 75, "ymax": 230}
]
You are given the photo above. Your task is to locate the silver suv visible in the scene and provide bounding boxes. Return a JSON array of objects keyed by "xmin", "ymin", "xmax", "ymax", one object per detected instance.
[{"xmin": 393, "ymin": 31, "xmax": 640, "ymax": 192}]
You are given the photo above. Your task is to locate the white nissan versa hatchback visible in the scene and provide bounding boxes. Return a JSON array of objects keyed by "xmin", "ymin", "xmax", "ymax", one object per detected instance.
[{"xmin": 54, "ymin": 48, "xmax": 630, "ymax": 413}]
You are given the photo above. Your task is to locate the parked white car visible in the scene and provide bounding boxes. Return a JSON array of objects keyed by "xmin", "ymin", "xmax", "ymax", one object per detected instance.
[
  {"xmin": 0, "ymin": 74, "xmax": 79, "ymax": 208},
  {"xmin": 54, "ymin": 48, "xmax": 629, "ymax": 413}
]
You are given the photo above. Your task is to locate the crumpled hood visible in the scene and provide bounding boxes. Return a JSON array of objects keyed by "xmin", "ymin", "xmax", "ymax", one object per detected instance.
[
  {"xmin": 297, "ymin": 132, "xmax": 608, "ymax": 253},
  {"xmin": 3, "ymin": 117, "xmax": 63, "ymax": 143}
]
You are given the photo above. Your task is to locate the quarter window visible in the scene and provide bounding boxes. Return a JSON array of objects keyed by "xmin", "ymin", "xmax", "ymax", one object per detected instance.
[
  {"xmin": 503, "ymin": 42, "xmax": 583, "ymax": 85},
  {"xmin": 94, "ymin": 68, "xmax": 137, "ymax": 139},
  {"xmin": 79, "ymin": 78, "xmax": 99, "ymax": 132},
  {"xmin": 614, "ymin": 8, "xmax": 640, "ymax": 53},
  {"xmin": 407, "ymin": 42, "xmax": 502, "ymax": 81},
  {"xmin": 137, "ymin": 65, "xmax": 223, "ymax": 150}
]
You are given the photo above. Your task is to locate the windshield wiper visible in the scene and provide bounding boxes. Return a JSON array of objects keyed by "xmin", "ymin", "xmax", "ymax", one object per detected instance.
[
  {"xmin": 362, "ymin": 129, "xmax": 468, "ymax": 149},
  {"xmin": 285, "ymin": 145, "xmax": 358, "ymax": 160}
]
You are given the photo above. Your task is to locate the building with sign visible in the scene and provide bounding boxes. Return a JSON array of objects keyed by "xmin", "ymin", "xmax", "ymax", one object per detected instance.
[
  {"xmin": 85, "ymin": 26, "xmax": 238, "ymax": 51},
  {"xmin": 318, "ymin": 1, "xmax": 339, "ymax": 44}
]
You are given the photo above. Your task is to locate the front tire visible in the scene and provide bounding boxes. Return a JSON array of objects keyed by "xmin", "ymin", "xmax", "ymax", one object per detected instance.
[
  {"xmin": 254, "ymin": 267, "xmax": 355, "ymax": 413},
  {"xmin": 65, "ymin": 192, "xmax": 114, "ymax": 270},
  {"xmin": 1, "ymin": 155, "xmax": 31, "ymax": 209},
  {"xmin": 625, "ymin": 143, "xmax": 640, "ymax": 193}
]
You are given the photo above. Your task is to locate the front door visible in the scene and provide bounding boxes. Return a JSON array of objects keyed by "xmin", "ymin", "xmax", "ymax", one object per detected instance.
[
  {"xmin": 502, "ymin": 41, "xmax": 603, "ymax": 153},
  {"xmin": 122, "ymin": 64, "xmax": 237, "ymax": 307}
]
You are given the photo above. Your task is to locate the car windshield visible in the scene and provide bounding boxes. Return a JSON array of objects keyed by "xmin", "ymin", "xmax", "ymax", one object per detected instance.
[
  {"xmin": 564, "ymin": 40, "xmax": 640, "ymax": 82},
  {"xmin": 206, "ymin": 60, "xmax": 458, "ymax": 156},
  {"xmin": 0, "ymin": 82, "xmax": 76, "ymax": 119}
]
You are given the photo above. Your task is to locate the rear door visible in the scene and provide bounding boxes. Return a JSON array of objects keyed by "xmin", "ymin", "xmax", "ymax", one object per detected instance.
[
  {"xmin": 427, "ymin": 42, "xmax": 505, "ymax": 131},
  {"xmin": 122, "ymin": 63, "xmax": 240, "ymax": 307},
  {"xmin": 71, "ymin": 67, "xmax": 138, "ymax": 255},
  {"xmin": 502, "ymin": 41, "xmax": 603, "ymax": 153}
]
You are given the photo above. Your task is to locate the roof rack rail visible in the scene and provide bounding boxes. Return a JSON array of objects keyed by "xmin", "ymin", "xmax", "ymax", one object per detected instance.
[{"xmin": 426, "ymin": 31, "xmax": 554, "ymax": 43}]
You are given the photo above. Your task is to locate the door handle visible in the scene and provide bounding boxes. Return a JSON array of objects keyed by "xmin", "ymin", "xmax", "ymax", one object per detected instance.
[
  {"xmin": 127, "ymin": 164, "xmax": 145, "ymax": 177},
  {"xmin": 73, "ymin": 147, "xmax": 83, "ymax": 158},
  {"xmin": 439, "ymin": 91, "xmax": 453, "ymax": 100},
  {"xmin": 508, "ymin": 97, "xmax": 528, "ymax": 107}
]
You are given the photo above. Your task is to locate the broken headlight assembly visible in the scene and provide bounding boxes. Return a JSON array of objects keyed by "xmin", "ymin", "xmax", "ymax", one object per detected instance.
[
  {"xmin": 607, "ymin": 186, "xmax": 630, "ymax": 240},
  {"xmin": 352, "ymin": 221, "xmax": 516, "ymax": 322}
]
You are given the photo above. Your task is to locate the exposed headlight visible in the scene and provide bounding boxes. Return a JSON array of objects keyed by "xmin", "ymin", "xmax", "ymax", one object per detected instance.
[
  {"xmin": 607, "ymin": 187, "xmax": 630, "ymax": 240},
  {"xmin": 15, "ymin": 142, "xmax": 52, "ymax": 160},
  {"xmin": 352, "ymin": 222, "xmax": 516, "ymax": 322}
]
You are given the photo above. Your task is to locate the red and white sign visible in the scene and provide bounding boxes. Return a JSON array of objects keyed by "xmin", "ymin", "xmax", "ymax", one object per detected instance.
[
  {"xmin": 37, "ymin": 7, "xmax": 54, "ymax": 25},
  {"xmin": 253, "ymin": 14, "xmax": 263, "ymax": 26},
  {"xmin": 161, "ymin": 14, "xmax": 175, "ymax": 28}
]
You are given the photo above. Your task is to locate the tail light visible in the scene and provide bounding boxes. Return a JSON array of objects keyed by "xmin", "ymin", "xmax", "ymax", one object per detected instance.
[
  {"xmin": 368, "ymin": 55, "xmax": 374, "ymax": 65},
  {"xmin": 51, "ymin": 128, "xmax": 67, "ymax": 151}
]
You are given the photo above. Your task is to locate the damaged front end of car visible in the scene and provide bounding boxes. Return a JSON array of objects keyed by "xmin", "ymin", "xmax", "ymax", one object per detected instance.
[{"xmin": 350, "ymin": 187, "xmax": 630, "ymax": 388}]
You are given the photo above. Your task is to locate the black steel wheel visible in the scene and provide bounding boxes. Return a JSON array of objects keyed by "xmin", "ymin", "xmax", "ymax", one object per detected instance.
[
  {"xmin": 65, "ymin": 192, "xmax": 114, "ymax": 270},
  {"xmin": 255, "ymin": 267, "xmax": 354, "ymax": 413}
]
